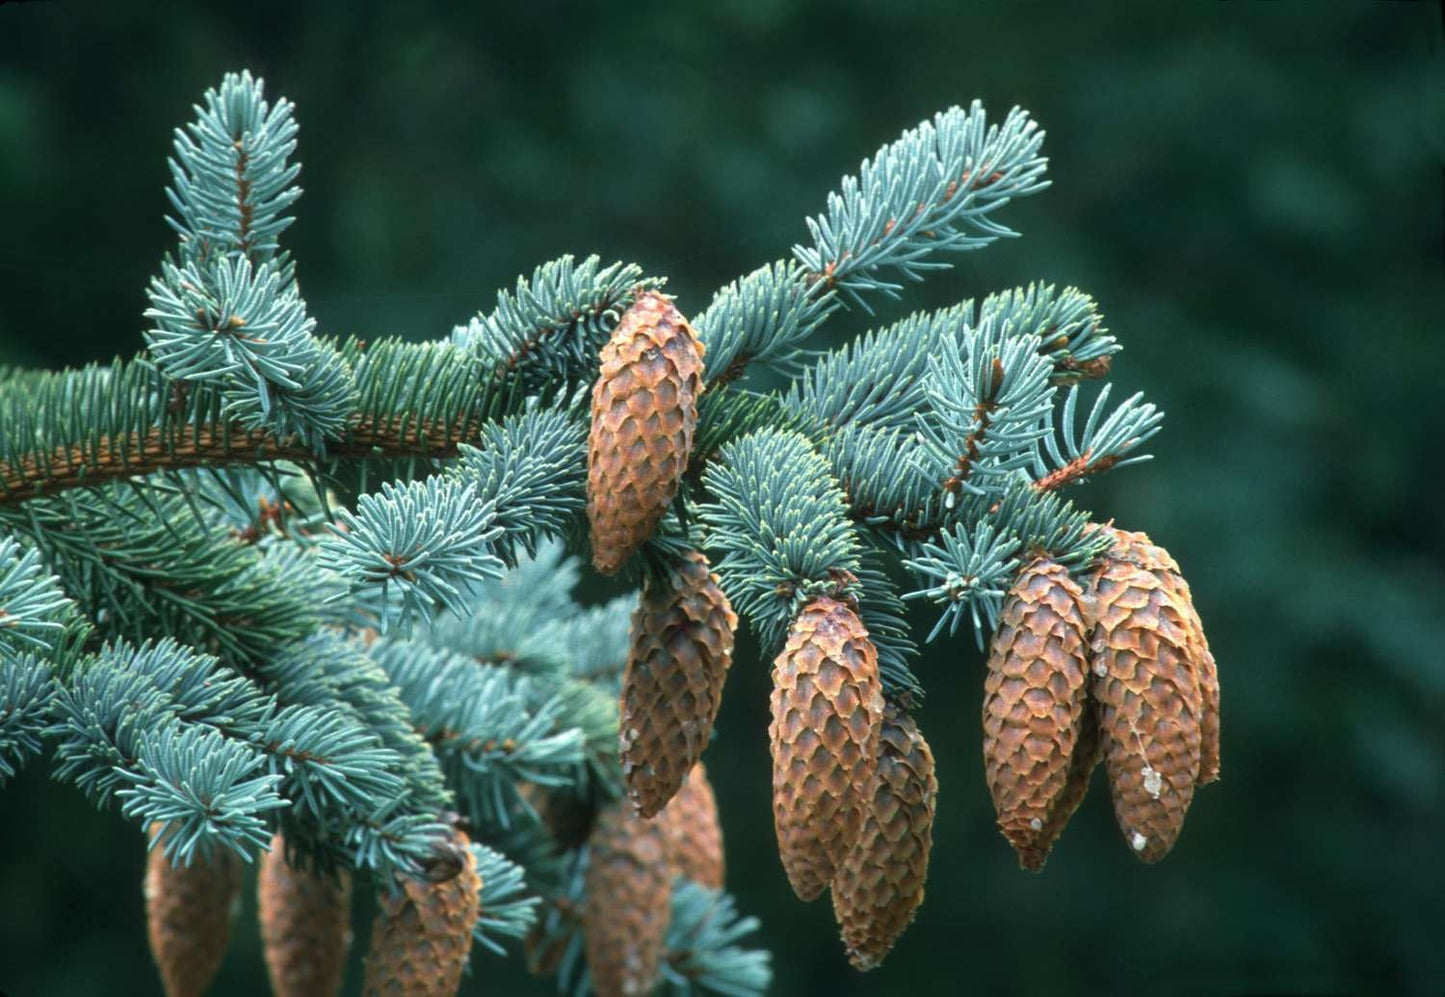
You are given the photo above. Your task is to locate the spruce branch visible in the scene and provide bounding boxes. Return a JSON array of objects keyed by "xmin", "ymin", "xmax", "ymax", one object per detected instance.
[
  {"xmin": 0, "ymin": 536, "xmax": 73, "ymax": 655},
  {"xmin": 166, "ymin": 70, "xmax": 300, "ymax": 267},
  {"xmin": 454, "ymin": 254, "xmax": 663, "ymax": 389},
  {"xmin": 695, "ymin": 260, "xmax": 839, "ymax": 385},
  {"xmin": 0, "ymin": 653, "xmax": 57, "ymax": 782},
  {"xmin": 698, "ymin": 428, "xmax": 861, "ymax": 650},
  {"xmin": 1031, "ymin": 383, "xmax": 1163, "ymax": 491},
  {"xmin": 794, "ymin": 102, "xmax": 1049, "ymax": 308}
]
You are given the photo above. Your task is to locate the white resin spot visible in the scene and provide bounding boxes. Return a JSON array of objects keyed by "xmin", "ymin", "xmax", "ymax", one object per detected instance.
[
  {"xmin": 1029, "ymin": 817, "xmax": 1043, "ymax": 831},
  {"xmin": 1130, "ymin": 831, "xmax": 1148, "ymax": 852},
  {"xmin": 1093, "ymin": 660, "xmax": 1108, "ymax": 677},
  {"xmin": 1142, "ymin": 766, "xmax": 1163, "ymax": 799}
]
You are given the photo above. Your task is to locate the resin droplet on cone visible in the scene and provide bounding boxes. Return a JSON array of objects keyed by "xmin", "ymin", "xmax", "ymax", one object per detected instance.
[
  {"xmin": 584, "ymin": 800, "xmax": 672, "ymax": 997},
  {"xmin": 983, "ymin": 558, "xmax": 1092, "ymax": 871},
  {"xmin": 361, "ymin": 830, "xmax": 481, "ymax": 997},
  {"xmin": 144, "ymin": 825, "xmax": 244, "ymax": 997},
  {"xmin": 621, "ymin": 550, "xmax": 737, "ymax": 817},
  {"xmin": 1089, "ymin": 543, "xmax": 1203, "ymax": 863},
  {"xmin": 769, "ymin": 596, "xmax": 884, "ymax": 901},
  {"xmin": 587, "ymin": 290, "xmax": 706, "ymax": 574},
  {"xmin": 258, "ymin": 832, "xmax": 353, "ymax": 997},
  {"xmin": 657, "ymin": 761, "xmax": 725, "ymax": 889},
  {"xmin": 832, "ymin": 703, "xmax": 936, "ymax": 971}
]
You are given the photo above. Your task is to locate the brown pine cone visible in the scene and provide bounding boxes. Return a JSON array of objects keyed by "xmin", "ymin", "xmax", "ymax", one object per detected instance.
[
  {"xmin": 258, "ymin": 833, "xmax": 353, "ymax": 997},
  {"xmin": 831, "ymin": 703, "xmax": 937, "ymax": 971},
  {"xmin": 1026, "ymin": 702, "xmax": 1106, "ymax": 871},
  {"xmin": 657, "ymin": 761, "xmax": 725, "ymax": 889},
  {"xmin": 1089, "ymin": 546, "xmax": 1204, "ymax": 863},
  {"xmin": 621, "ymin": 551, "xmax": 737, "ymax": 817},
  {"xmin": 584, "ymin": 800, "xmax": 672, "ymax": 997},
  {"xmin": 361, "ymin": 831, "xmax": 481, "ymax": 997},
  {"xmin": 1105, "ymin": 528, "xmax": 1220, "ymax": 785},
  {"xmin": 587, "ymin": 290, "xmax": 706, "ymax": 574},
  {"xmin": 982, "ymin": 559, "xmax": 1092, "ymax": 870},
  {"xmin": 144, "ymin": 825, "xmax": 244, "ymax": 997},
  {"xmin": 769, "ymin": 596, "xmax": 885, "ymax": 902}
]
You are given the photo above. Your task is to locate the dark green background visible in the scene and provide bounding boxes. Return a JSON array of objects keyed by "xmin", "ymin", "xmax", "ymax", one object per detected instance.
[{"xmin": 2, "ymin": 3, "xmax": 1441, "ymax": 995}]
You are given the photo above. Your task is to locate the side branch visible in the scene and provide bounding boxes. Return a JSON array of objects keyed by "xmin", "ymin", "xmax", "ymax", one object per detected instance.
[{"xmin": 0, "ymin": 413, "xmax": 482, "ymax": 506}]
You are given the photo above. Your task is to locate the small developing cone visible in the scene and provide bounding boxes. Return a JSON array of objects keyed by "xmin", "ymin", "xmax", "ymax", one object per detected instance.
[
  {"xmin": 144, "ymin": 824, "xmax": 244, "ymax": 997},
  {"xmin": 831, "ymin": 703, "xmax": 937, "ymax": 971},
  {"xmin": 621, "ymin": 550, "xmax": 737, "ymax": 817},
  {"xmin": 584, "ymin": 800, "xmax": 672, "ymax": 997},
  {"xmin": 258, "ymin": 833, "xmax": 353, "ymax": 997},
  {"xmin": 1089, "ymin": 545, "xmax": 1204, "ymax": 863},
  {"xmin": 769, "ymin": 596, "xmax": 885, "ymax": 902},
  {"xmin": 361, "ymin": 830, "xmax": 481, "ymax": 997},
  {"xmin": 1108, "ymin": 528, "xmax": 1221, "ymax": 785},
  {"xmin": 982, "ymin": 559, "xmax": 1092, "ymax": 871},
  {"xmin": 587, "ymin": 290, "xmax": 706, "ymax": 574},
  {"xmin": 657, "ymin": 761, "xmax": 725, "ymax": 889}
]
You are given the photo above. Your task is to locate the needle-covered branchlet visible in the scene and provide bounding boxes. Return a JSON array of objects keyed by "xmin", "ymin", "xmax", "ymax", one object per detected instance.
[
  {"xmin": 768, "ymin": 596, "xmax": 885, "ymax": 902},
  {"xmin": 587, "ymin": 291, "xmax": 706, "ymax": 574},
  {"xmin": 831, "ymin": 703, "xmax": 937, "ymax": 970},
  {"xmin": 621, "ymin": 551, "xmax": 737, "ymax": 817}
]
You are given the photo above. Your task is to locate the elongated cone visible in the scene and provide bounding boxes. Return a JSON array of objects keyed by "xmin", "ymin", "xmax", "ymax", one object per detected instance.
[
  {"xmin": 259, "ymin": 833, "xmax": 353, "ymax": 997},
  {"xmin": 1089, "ymin": 546, "xmax": 1204, "ymax": 862},
  {"xmin": 584, "ymin": 800, "xmax": 672, "ymax": 997},
  {"xmin": 1108, "ymin": 528, "xmax": 1220, "ymax": 785},
  {"xmin": 587, "ymin": 290, "xmax": 706, "ymax": 574},
  {"xmin": 1029, "ymin": 703, "xmax": 1105, "ymax": 870},
  {"xmin": 769, "ymin": 596, "xmax": 885, "ymax": 902},
  {"xmin": 621, "ymin": 551, "xmax": 737, "ymax": 817},
  {"xmin": 361, "ymin": 831, "xmax": 481, "ymax": 997},
  {"xmin": 144, "ymin": 825, "xmax": 244, "ymax": 997},
  {"xmin": 831, "ymin": 703, "xmax": 937, "ymax": 971},
  {"xmin": 983, "ymin": 559, "xmax": 1092, "ymax": 870},
  {"xmin": 657, "ymin": 761, "xmax": 725, "ymax": 889}
]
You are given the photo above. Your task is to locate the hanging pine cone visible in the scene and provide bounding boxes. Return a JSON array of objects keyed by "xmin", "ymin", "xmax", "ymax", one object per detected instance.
[
  {"xmin": 587, "ymin": 290, "xmax": 706, "ymax": 575},
  {"xmin": 584, "ymin": 799, "xmax": 672, "ymax": 997},
  {"xmin": 144, "ymin": 825, "xmax": 244, "ymax": 997},
  {"xmin": 621, "ymin": 550, "xmax": 737, "ymax": 817},
  {"xmin": 258, "ymin": 833, "xmax": 353, "ymax": 997},
  {"xmin": 1028, "ymin": 704, "xmax": 1105, "ymax": 870},
  {"xmin": 361, "ymin": 831, "xmax": 481, "ymax": 997},
  {"xmin": 657, "ymin": 761, "xmax": 725, "ymax": 889},
  {"xmin": 831, "ymin": 703, "xmax": 936, "ymax": 971},
  {"xmin": 769, "ymin": 595, "xmax": 885, "ymax": 902},
  {"xmin": 1107, "ymin": 528, "xmax": 1221, "ymax": 786},
  {"xmin": 1089, "ymin": 542, "xmax": 1204, "ymax": 863},
  {"xmin": 982, "ymin": 558, "xmax": 1092, "ymax": 871}
]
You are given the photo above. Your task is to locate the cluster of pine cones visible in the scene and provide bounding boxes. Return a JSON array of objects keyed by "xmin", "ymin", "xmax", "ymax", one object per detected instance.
[
  {"xmin": 589, "ymin": 292, "xmax": 937, "ymax": 974},
  {"xmin": 588, "ymin": 292, "xmax": 1222, "ymax": 980},
  {"xmin": 983, "ymin": 528, "xmax": 1220, "ymax": 869},
  {"xmin": 145, "ymin": 823, "xmax": 480, "ymax": 997}
]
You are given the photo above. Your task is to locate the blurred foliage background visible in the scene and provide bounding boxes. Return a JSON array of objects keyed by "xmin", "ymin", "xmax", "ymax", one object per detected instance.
[{"xmin": 1, "ymin": 3, "xmax": 1441, "ymax": 995}]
